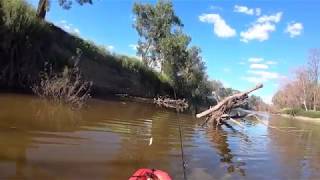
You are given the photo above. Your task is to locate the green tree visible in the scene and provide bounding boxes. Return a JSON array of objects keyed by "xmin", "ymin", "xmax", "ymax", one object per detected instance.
[
  {"xmin": 36, "ymin": 0, "xmax": 93, "ymax": 19},
  {"xmin": 133, "ymin": 0, "xmax": 212, "ymax": 105},
  {"xmin": 160, "ymin": 32, "xmax": 211, "ymax": 101},
  {"xmin": 184, "ymin": 47, "xmax": 210, "ymax": 100},
  {"xmin": 160, "ymin": 31, "xmax": 189, "ymax": 98},
  {"xmin": 133, "ymin": 0, "xmax": 182, "ymax": 69}
]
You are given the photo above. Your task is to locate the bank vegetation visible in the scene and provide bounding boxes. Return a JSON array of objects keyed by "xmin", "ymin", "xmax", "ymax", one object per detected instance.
[
  {"xmin": 0, "ymin": 0, "xmax": 265, "ymax": 110},
  {"xmin": 272, "ymin": 49, "xmax": 320, "ymax": 118}
]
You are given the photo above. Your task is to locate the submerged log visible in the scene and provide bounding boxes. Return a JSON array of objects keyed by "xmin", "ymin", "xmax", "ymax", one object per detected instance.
[{"xmin": 196, "ymin": 84, "xmax": 263, "ymax": 126}]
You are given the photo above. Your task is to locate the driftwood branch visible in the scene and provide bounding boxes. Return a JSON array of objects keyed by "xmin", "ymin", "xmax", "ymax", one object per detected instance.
[
  {"xmin": 154, "ymin": 97, "xmax": 188, "ymax": 111},
  {"xmin": 197, "ymin": 83, "xmax": 263, "ymax": 126}
]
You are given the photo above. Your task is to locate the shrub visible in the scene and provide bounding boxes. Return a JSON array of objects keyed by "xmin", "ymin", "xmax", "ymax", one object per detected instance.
[{"xmin": 32, "ymin": 63, "xmax": 92, "ymax": 109}]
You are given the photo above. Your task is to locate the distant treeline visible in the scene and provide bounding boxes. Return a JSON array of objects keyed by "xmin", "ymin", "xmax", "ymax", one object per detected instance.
[{"xmin": 272, "ymin": 49, "xmax": 320, "ymax": 111}]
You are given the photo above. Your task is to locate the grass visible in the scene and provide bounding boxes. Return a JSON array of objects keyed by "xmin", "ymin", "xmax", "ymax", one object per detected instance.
[{"xmin": 282, "ymin": 108, "xmax": 320, "ymax": 118}]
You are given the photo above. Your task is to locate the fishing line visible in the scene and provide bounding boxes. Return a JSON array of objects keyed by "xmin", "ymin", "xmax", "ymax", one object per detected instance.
[{"xmin": 177, "ymin": 114, "xmax": 187, "ymax": 180}]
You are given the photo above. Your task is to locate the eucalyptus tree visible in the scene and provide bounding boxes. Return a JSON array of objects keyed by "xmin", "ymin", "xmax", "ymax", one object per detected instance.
[
  {"xmin": 184, "ymin": 47, "xmax": 210, "ymax": 100},
  {"xmin": 133, "ymin": 0, "xmax": 183, "ymax": 69},
  {"xmin": 133, "ymin": 0, "xmax": 212, "ymax": 102},
  {"xmin": 159, "ymin": 31, "xmax": 190, "ymax": 98}
]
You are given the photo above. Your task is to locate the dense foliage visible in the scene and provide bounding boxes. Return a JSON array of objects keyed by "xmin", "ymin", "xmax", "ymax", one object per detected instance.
[{"xmin": 133, "ymin": 1, "xmax": 182, "ymax": 68}]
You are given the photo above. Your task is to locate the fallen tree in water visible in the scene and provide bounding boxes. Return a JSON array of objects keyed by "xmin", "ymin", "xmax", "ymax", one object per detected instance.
[
  {"xmin": 154, "ymin": 97, "xmax": 188, "ymax": 111},
  {"xmin": 196, "ymin": 84, "xmax": 263, "ymax": 127}
]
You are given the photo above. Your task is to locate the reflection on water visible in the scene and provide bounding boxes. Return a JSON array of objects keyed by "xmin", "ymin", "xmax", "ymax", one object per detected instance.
[
  {"xmin": 0, "ymin": 94, "xmax": 320, "ymax": 179},
  {"xmin": 207, "ymin": 126, "xmax": 247, "ymax": 177}
]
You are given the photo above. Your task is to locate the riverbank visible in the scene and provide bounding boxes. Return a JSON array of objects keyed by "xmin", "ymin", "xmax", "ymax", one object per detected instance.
[
  {"xmin": 0, "ymin": 0, "xmax": 172, "ymax": 99},
  {"xmin": 279, "ymin": 114, "xmax": 320, "ymax": 123}
]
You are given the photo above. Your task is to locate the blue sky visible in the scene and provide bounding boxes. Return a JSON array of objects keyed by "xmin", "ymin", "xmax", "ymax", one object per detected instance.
[{"xmin": 27, "ymin": 0, "xmax": 320, "ymax": 103}]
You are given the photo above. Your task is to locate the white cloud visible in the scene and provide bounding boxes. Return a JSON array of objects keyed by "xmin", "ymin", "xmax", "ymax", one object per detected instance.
[
  {"xmin": 242, "ymin": 61, "xmax": 280, "ymax": 83},
  {"xmin": 199, "ymin": 13, "xmax": 236, "ymax": 38},
  {"xmin": 248, "ymin": 57, "xmax": 278, "ymax": 65},
  {"xmin": 248, "ymin": 70, "xmax": 279, "ymax": 80},
  {"xmin": 234, "ymin": 5, "xmax": 254, "ymax": 15},
  {"xmin": 234, "ymin": 5, "xmax": 261, "ymax": 16},
  {"xmin": 265, "ymin": 60, "xmax": 278, "ymax": 65},
  {"xmin": 248, "ymin": 57, "xmax": 263, "ymax": 63},
  {"xmin": 257, "ymin": 12, "xmax": 282, "ymax": 23},
  {"xmin": 129, "ymin": 44, "xmax": 138, "ymax": 51},
  {"xmin": 285, "ymin": 22, "xmax": 303, "ymax": 38},
  {"xmin": 250, "ymin": 63, "xmax": 269, "ymax": 69},
  {"xmin": 57, "ymin": 20, "xmax": 80, "ymax": 36},
  {"xmin": 240, "ymin": 12, "xmax": 282, "ymax": 42},
  {"xmin": 255, "ymin": 8, "xmax": 261, "ymax": 16},
  {"xmin": 240, "ymin": 22, "xmax": 276, "ymax": 42}
]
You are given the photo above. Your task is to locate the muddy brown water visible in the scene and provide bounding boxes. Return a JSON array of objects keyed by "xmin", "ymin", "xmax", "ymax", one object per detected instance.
[{"xmin": 0, "ymin": 94, "xmax": 320, "ymax": 179}]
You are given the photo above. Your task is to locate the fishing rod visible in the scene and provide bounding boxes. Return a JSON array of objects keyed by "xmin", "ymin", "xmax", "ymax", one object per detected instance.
[{"xmin": 177, "ymin": 114, "xmax": 187, "ymax": 180}]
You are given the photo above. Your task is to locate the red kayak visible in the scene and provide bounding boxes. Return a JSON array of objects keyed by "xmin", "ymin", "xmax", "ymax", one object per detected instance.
[{"xmin": 129, "ymin": 168, "xmax": 172, "ymax": 180}]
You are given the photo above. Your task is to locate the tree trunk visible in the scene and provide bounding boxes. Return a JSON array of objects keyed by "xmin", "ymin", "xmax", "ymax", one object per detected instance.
[
  {"xmin": 303, "ymin": 100, "xmax": 308, "ymax": 111},
  {"xmin": 196, "ymin": 83, "xmax": 263, "ymax": 118},
  {"xmin": 36, "ymin": 0, "xmax": 48, "ymax": 19},
  {"xmin": 313, "ymin": 90, "xmax": 317, "ymax": 111}
]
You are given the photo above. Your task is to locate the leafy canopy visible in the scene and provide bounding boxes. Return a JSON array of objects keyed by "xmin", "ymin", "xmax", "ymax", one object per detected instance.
[{"xmin": 133, "ymin": 0, "xmax": 183, "ymax": 68}]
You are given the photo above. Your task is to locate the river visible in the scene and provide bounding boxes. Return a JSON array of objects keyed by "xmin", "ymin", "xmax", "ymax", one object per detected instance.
[{"xmin": 0, "ymin": 94, "xmax": 320, "ymax": 179}]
